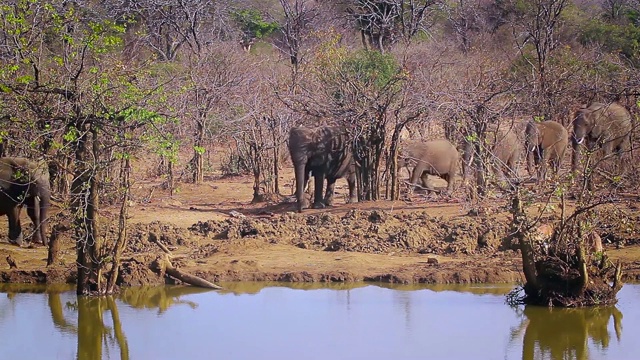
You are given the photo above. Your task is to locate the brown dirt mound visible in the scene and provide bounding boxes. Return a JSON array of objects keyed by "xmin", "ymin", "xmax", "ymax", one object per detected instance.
[{"xmin": 188, "ymin": 209, "xmax": 512, "ymax": 256}]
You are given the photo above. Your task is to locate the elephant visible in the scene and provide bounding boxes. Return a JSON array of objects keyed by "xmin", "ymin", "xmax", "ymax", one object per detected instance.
[
  {"xmin": 462, "ymin": 125, "xmax": 523, "ymax": 183},
  {"xmin": 288, "ymin": 126, "xmax": 357, "ymax": 212},
  {"xmin": 571, "ymin": 102, "xmax": 632, "ymax": 174},
  {"xmin": 0, "ymin": 157, "xmax": 51, "ymax": 246},
  {"xmin": 524, "ymin": 120, "xmax": 569, "ymax": 182},
  {"xmin": 399, "ymin": 139, "xmax": 459, "ymax": 192}
]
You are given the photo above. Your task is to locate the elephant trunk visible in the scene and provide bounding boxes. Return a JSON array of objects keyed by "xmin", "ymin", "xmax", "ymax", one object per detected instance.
[
  {"xmin": 293, "ymin": 159, "xmax": 307, "ymax": 212},
  {"xmin": 524, "ymin": 123, "xmax": 537, "ymax": 177},
  {"xmin": 571, "ymin": 136, "xmax": 581, "ymax": 173}
]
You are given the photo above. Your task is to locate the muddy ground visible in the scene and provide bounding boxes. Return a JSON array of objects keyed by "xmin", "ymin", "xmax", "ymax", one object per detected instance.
[{"xmin": 1, "ymin": 166, "xmax": 640, "ymax": 287}]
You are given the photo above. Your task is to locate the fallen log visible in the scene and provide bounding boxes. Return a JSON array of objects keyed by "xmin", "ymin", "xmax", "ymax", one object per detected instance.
[
  {"xmin": 149, "ymin": 232, "xmax": 173, "ymax": 256},
  {"xmin": 152, "ymin": 254, "xmax": 222, "ymax": 290},
  {"xmin": 149, "ymin": 231, "xmax": 222, "ymax": 290}
]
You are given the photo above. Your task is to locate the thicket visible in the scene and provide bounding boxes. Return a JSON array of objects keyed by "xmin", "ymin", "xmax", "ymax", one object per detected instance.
[{"xmin": 1, "ymin": 0, "xmax": 638, "ymax": 300}]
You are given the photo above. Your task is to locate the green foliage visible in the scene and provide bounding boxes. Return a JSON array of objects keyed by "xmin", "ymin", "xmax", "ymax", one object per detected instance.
[
  {"xmin": 231, "ymin": 9, "xmax": 279, "ymax": 40},
  {"xmin": 193, "ymin": 145, "xmax": 206, "ymax": 155},
  {"xmin": 580, "ymin": 19, "xmax": 640, "ymax": 66},
  {"xmin": 341, "ymin": 50, "xmax": 402, "ymax": 90}
]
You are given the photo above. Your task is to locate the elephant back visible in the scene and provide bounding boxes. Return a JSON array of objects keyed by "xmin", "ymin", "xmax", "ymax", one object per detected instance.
[
  {"xmin": 0, "ymin": 157, "xmax": 50, "ymax": 193},
  {"xmin": 288, "ymin": 126, "xmax": 354, "ymax": 178},
  {"xmin": 582, "ymin": 102, "xmax": 632, "ymax": 140},
  {"xmin": 525, "ymin": 120, "xmax": 567, "ymax": 150},
  {"xmin": 410, "ymin": 139, "xmax": 459, "ymax": 170}
]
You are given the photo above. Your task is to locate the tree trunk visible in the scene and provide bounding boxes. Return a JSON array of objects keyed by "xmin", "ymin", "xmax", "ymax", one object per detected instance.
[
  {"xmin": 107, "ymin": 157, "xmax": 131, "ymax": 294},
  {"xmin": 512, "ymin": 194, "xmax": 540, "ymax": 292},
  {"xmin": 47, "ymin": 224, "xmax": 69, "ymax": 266},
  {"xmin": 273, "ymin": 139, "xmax": 280, "ymax": 195},
  {"xmin": 168, "ymin": 160, "xmax": 174, "ymax": 197},
  {"xmin": 73, "ymin": 122, "xmax": 101, "ymax": 295},
  {"xmin": 193, "ymin": 120, "xmax": 204, "ymax": 184}
]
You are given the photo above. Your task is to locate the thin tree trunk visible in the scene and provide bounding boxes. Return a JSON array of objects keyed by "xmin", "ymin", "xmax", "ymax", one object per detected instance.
[
  {"xmin": 168, "ymin": 160, "xmax": 174, "ymax": 197},
  {"xmin": 47, "ymin": 224, "xmax": 68, "ymax": 266},
  {"xmin": 512, "ymin": 194, "xmax": 540, "ymax": 291},
  {"xmin": 73, "ymin": 122, "xmax": 101, "ymax": 295},
  {"xmin": 193, "ymin": 120, "xmax": 204, "ymax": 184},
  {"xmin": 107, "ymin": 157, "xmax": 131, "ymax": 294}
]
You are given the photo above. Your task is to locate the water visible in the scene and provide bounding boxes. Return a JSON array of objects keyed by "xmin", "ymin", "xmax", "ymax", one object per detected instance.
[{"xmin": 0, "ymin": 282, "xmax": 638, "ymax": 360}]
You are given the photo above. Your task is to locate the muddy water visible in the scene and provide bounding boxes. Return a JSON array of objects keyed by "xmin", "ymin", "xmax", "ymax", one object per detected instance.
[{"xmin": 0, "ymin": 283, "xmax": 638, "ymax": 360}]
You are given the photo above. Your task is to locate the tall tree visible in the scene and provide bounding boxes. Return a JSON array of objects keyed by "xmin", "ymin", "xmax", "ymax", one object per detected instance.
[{"xmin": 0, "ymin": 0, "xmax": 168, "ymax": 295}]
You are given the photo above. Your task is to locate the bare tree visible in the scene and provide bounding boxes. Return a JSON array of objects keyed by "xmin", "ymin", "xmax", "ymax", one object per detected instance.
[
  {"xmin": 177, "ymin": 43, "xmax": 248, "ymax": 184},
  {"xmin": 442, "ymin": 0, "xmax": 489, "ymax": 53},
  {"xmin": 509, "ymin": 0, "xmax": 569, "ymax": 118},
  {"xmin": 122, "ymin": 0, "xmax": 231, "ymax": 61},
  {"xmin": 276, "ymin": 0, "xmax": 319, "ymax": 69},
  {"xmin": 345, "ymin": 0, "xmax": 439, "ymax": 52}
]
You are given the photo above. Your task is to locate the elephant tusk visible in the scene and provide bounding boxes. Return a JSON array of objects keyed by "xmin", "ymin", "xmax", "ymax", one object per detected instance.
[{"xmin": 576, "ymin": 137, "xmax": 584, "ymax": 145}]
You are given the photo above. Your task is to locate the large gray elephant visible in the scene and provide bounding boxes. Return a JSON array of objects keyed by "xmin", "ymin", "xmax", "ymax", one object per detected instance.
[
  {"xmin": 288, "ymin": 126, "xmax": 357, "ymax": 212},
  {"xmin": 0, "ymin": 157, "xmax": 51, "ymax": 246},
  {"xmin": 525, "ymin": 120, "xmax": 569, "ymax": 182},
  {"xmin": 400, "ymin": 139, "xmax": 459, "ymax": 192},
  {"xmin": 462, "ymin": 125, "xmax": 523, "ymax": 182},
  {"xmin": 571, "ymin": 102, "xmax": 632, "ymax": 173}
]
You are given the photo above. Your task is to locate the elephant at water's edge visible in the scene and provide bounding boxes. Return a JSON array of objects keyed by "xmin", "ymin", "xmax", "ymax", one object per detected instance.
[
  {"xmin": 400, "ymin": 139, "xmax": 459, "ymax": 192},
  {"xmin": 572, "ymin": 102, "xmax": 632, "ymax": 173},
  {"xmin": 288, "ymin": 126, "xmax": 357, "ymax": 212},
  {"xmin": 525, "ymin": 120, "xmax": 569, "ymax": 182},
  {"xmin": 0, "ymin": 157, "xmax": 51, "ymax": 246}
]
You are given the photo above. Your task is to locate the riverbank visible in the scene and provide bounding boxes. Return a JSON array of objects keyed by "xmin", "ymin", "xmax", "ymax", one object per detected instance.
[{"xmin": 2, "ymin": 174, "xmax": 639, "ymax": 286}]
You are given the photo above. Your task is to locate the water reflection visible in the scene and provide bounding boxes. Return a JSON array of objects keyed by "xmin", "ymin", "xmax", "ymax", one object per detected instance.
[
  {"xmin": 0, "ymin": 283, "xmax": 636, "ymax": 360},
  {"xmin": 217, "ymin": 281, "xmax": 369, "ymax": 295},
  {"xmin": 119, "ymin": 285, "xmax": 212, "ymax": 314},
  {"xmin": 516, "ymin": 305, "xmax": 623, "ymax": 360},
  {"xmin": 0, "ymin": 284, "xmax": 215, "ymax": 360}
]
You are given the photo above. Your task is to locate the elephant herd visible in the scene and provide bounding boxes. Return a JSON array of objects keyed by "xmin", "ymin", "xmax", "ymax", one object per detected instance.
[
  {"xmin": 288, "ymin": 101, "xmax": 634, "ymax": 211},
  {"xmin": 0, "ymin": 102, "xmax": 633, "ymax": 244}
]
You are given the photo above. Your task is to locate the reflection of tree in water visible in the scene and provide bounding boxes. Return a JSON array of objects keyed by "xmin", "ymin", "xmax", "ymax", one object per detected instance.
[
  {"xmin": 44, "ymin": 285, "xmax": 209, "ymax": 360},
  {"xmin": 76, "ymin": 296, "xmax": 129, "ymax": 360},
  {"xmin": 118, "ymin": 285, "xmax": 212, "ymax": 314},
  {"xmin": 218, "ymin": 281, "xmax": 368, "ymax": 296},
  {"xmin": 516, "ymin": 305, "xmax": 623, "ymax": 360}
]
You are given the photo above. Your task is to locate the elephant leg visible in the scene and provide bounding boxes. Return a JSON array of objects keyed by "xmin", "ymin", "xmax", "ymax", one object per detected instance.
[
  {"xmin": 346, "ymin": 171, "xmax": 357, "ymax": 204},
  {"xmin": 410, "ymin": 163, "xmax": 426, "ymax": 192},
  {"xmin": 7, "ymin": 207, "xmax": 23, "ymax": 246},
  {"xmin": 527, "ymin": 147, "xmax": 540, "ymax": 179},
  {"xmin": 417, "ymin": 173, "xmax": 436, "ymax": 194},
  {"xmin": 324, "ymin": 178, "xmax": 336, "ymax": 206},
  {"xmin": 27, "ymin": 200, "xmax": 43, "ymax": 245},
  {"xmin": 303, "ymin": 169, "xmax": 310, "ymax": 194},
  {"xmin": 421, "ymin": 173, "xmax": 430, "ymax": 191},
  {"xmin": 538, "ymin": 148, "xmax": 550, "ymax": 183},
  {"xmin": 443, "ymin": 174, "xmax": 453, "ymax": 193},
  {"xmin": 294, "ymin": 162, "xmax": 309, "ymax": 212},
  {"xmin": 312, "ymin": 172, "xmax": 326, "ymax": 209}
]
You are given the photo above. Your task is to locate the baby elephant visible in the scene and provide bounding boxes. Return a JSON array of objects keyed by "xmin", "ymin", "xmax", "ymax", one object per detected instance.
[{"xmin": 399, "ymin": 139, "xmax": 459, "ymax": 193}]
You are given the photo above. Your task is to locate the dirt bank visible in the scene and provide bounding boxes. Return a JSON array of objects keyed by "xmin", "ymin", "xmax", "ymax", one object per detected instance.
[{"xmin": 1, "ymin": 171, "xmax": 640, "ymax": 287}]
